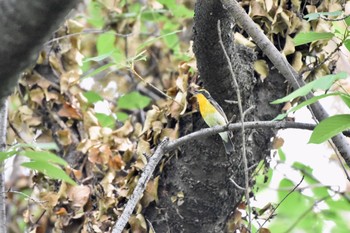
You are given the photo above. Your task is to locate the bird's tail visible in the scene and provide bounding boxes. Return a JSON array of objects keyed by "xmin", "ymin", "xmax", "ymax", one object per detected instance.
[
  {"xmin": 219, "ymin": 132, "xmax": 234, "ymax": 154},
  {"xmin": 223, "ymin": 138, "xmax": 234, "ymax": 154}
]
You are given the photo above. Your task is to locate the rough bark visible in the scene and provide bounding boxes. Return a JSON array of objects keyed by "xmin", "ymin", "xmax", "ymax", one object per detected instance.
[
  {"xmin": 0, "ymin": 0, "xmax": 79, "ymax": 102},
  {"xmin": 144, "ymin": 0, "xmax": 286, "ymax": 232},
  {"xmin": 0, "ymin": 1, "xmax": 78, "ymax": 231}
]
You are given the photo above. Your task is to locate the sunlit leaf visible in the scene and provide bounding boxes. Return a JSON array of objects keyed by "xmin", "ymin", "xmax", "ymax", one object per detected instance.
[
  {"xmin": 21, "ymin": 151, "xmax": 68, "ymax": 166},
  {"xmin": 95, "ymin": 113, "xmax": 115, "ymax": 128},
  {"xmin": 309, "ymin": 114, "xmax": 350, "ymax": 144},
  {"xmin": 22, "ymin": 161, "xmax": 76, "ymax": 185},
  {"xmin": 273, "ymin": 92, "xmax": 342, "ymax": 120},
  {"xmin": 83, "ymin": 91, "xmax": 103, "ymax": 104},
  {"xmin": 293, "ymin": 32, "xmax": 334, "ymax": 46},
  {"xmin": 304, "ymin": 11, "xmax": 342, "ymax": 21},
  {"xmin": 271, "ymin": 72, "xmax": 347, "ymax": 104},
  {"xmin": 117, "ymin": 91, "xmax": 152, "ymax": 110},
  {"xmin": 116, "ymin": 112, "xmax": 129, "ymax": 122},
  {"xmin": 344, "ymin": 39, "xmax": 350, "ymax": 53},
  {"xmin": 0, "ymin": 150, "xmax": 17, "ymax": 163}
]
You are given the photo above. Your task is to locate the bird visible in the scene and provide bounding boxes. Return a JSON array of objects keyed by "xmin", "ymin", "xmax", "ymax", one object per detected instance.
[{"xmin": 193, "ymin": 89, "xmax": 234, "ymax": 154}]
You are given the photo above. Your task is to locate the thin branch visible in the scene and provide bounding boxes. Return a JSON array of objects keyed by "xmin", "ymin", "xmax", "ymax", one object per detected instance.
[
  {"xmin": 221, "ymin": 0, "xmax": 350, "ymax": 168},
  {"xmin": 230, "ymin": 178, "xmax": 246, "ymax": 190},
  {"xmin": 130, "ymin": 65, "xmax": 183, "ymax": 107},
  {"xmin": 217, "ymin": 19, "xmax": 252, "ymax": 231},
  {"xmin": 44, "ymin": 29, "xmax": 131, "ymax": 45},
  {"xmin": 113, "ymin": 138, "xmax": 169, "ymax": 233},
  {"xmin": 0, "ymin": 99, "xmax": 8, "ymax": 233},
  {"xmin": 166, "ymin": 121, "xmax": 316, "ymax": 151},
  {"xmin": 2, "ymin": 190, "xmax": 46, "ymax": 207},
  {"xmin": 320, "ymin": 14, "xmax": 350, "ymax": 22},
  {"xmin": 258, "ymin": 176, "xmax": 305, "ymax": 232}
]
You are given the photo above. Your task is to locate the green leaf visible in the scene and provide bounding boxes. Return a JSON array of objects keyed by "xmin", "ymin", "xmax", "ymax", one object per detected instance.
[
  {"xmin": 21, "ymin": 151, "xmax": 68, "ymax": 166},
  {"xmin": 273, "ymin": 92, "xmax": 342, "ymax": 120},
  {"xmin": 95, "ymin": 113, "xmax": 115, "ymax": 128},
  {"xmin": 22, "ymin": 161, "xmax": 76, "ymax": 185},
  {"xmin": 137, "ymin": 30, "xmax": 182, "ymax": 52},
  {"xmin": 340, "ymin": 93, "xmax": 350, "ymax": 109},
  {"xmin": 278, "ymin": 148, "xmax": 286, "ymax": 162},
  {"xmin": 344, "ymin": 39, "xmax": 350, "ymax": 53},
  {"xmin": 0, "ymin": 150, "xmax": 17, "ymax": 163},
  {"xmin": 271, "ymin": 72, "xmax": 347, "ymax": 104},
  {"xmin": 82, "ymin": 63, "xmax": 115, "ymax": 79},
  {"xmin": 277, "ymin": 178, "xmax": 310, "ymax": 216},
  {"xmin": 293, "ymin": 32, "xmax": 334, "ymax": 46},
  {"xmin": 116, "ymin": 112, "xmax": 129, "ymax": 122},
  {"xmin": 309, "ymin": 114, "xmax": 350, "ymax": 144},
  {"xmin": 97, "ymin": 32, "xmax": 116, "ymax": 55},
  {"xmin": 345, "ymin": 16, "xmax": 350, "ymax": 26},
  {"xmin": 83, "ymin": 50, "xmax": 115, "ymax": 62},
  {"xmin": 87, "ymin": 1, "xmax": 104, "ymax": 28},
  {"xmin": 304, "ymin": 11, "xmax": 342, "ymax": 21},
  {"xmin": 117, "ymin": 91, "xmax": 152, "ymax": 110},
  {"xmin": 326, "ymin": 197, "xmax": 350, "ymax": 211},
  {"xmin": 83, "ymin": 91, "xmax": 103, "ymax": 104}
]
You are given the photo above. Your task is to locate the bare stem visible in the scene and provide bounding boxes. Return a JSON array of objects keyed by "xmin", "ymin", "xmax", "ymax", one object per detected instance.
[{"xmin": 217, "ymin": 19, "xmax": 251, "ymax": 231}]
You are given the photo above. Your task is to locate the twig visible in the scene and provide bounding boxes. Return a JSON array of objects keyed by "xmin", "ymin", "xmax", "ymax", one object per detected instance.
[
  {"xmin": 130, "ymin": 66, "xmax": 184, "ymax": 107},
  {"xmin": 44, "ymin": 29, "xmax": 131, "ymax": 45},
  {"xmin": 230, "ymin": 178, "xmax": 246, "ymax": 190},
  {"xmin": 113, "ymin": 138, "xmax": 169, "ymax": 233},
  {"xmin": 320, "ymin": 14, "xmax": 350, "ymax": 22},
  {"xmin": 301, "ymin": 41, "xmax": 343, "ymax": 75},
  {"xmin": 2, "ymin": 190, "xmax": 47, "ymax": 207},
  {"xmin": 222, "ymin": 0, "xmax": 350, "ymax": 168},
  {"xmin": 0, "ymin": 98, "xmax": 8, "ymax": 233},
  {"xmin": 217, "ymin": 19, "xmax": 252, "ymax": 231},
  {"xmin": 258, "ymin": 176, "xmax": 305, "ymax": 232}
]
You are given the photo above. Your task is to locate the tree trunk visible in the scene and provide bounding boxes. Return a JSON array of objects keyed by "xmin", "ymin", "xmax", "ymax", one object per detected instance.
[
  {"xmin": 0, "ymin": 0, "xmax": 79, "ymax": 102},
  {"xmin": 144, "ymin": 0, "xmax": 287, "ymax": 232}
]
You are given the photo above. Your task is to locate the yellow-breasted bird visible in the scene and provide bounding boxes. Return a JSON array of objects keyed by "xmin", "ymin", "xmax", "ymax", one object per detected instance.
[{"xmin": 193, "ymin": 89, "xmax": 234, "ymax": 154}]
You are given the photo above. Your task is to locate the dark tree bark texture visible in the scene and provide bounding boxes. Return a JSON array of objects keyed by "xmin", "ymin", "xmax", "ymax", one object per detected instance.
[
  {"xmin": 144, "ymin": 0, "xmax": 287, "ymax": 232},
  {"xmin": 0, "ymin": 0, "xmax": 79, "ymax": 101}
]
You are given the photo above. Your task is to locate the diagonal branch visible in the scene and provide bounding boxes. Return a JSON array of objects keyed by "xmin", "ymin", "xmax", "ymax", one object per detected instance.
[{"xmin": 221, "ymin": 0, "xmax": 350, "ymax": 167}]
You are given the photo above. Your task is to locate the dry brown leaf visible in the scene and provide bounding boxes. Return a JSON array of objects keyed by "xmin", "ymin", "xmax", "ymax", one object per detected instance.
[
  {"xmin": 254, "ymin": 60, "xmax": 269, "ymax": 81},
  {"xmin": 141, "ymin": 176, "xmax": 160, "ymax": 208},
  {"xmin": 140, "ymin": 105, "xmax": 162, "ymax": 136},
  {"xmin": 282, "ymin": 35, "xmax": 295, "ymax": 56},
  {"xmin": 292, "ymin": 51, "xmax": 303, "ymax": 72},
  {"xmin": 58, "ymin": 102, "xmax": 82, "ymax": 120},
  {"xmin": 57, "ymin": 129, "xmax": 72, "ymax": 146},
  {"xmin": 234, "ymin": 32, "xmax": 256, "ymax": 48},
  {"xmin": 272, "ymin": 137, "xmax": 284, "ymax": 149},
  {"xmin": 109, "ymin": 153, "xmax": 125, "ymax": 170},
  {"xmin": 67, "ymin": 185, "xmax": 91, "ymax": 208}
]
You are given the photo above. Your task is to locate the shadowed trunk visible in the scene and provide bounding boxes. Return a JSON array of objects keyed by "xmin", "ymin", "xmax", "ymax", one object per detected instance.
[{"xmin": 144, "ymin": 0, "xmax": 287, "ymax": 232}]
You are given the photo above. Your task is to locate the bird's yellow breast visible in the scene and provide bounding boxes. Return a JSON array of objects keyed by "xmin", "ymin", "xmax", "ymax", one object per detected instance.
[{"xmin": 196, "ymin": 93, "xmax": 217, "ymax": 115}]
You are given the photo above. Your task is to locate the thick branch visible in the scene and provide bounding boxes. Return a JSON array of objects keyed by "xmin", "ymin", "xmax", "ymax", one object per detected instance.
[
  {"xmin": 0, "ymin": 0, "xmax": 79, "ymax": 101},
  {"xmin": 112, "ymin": 121, "xmax": 315, "ymax": 232},
  {"xmin": 221, "ymin": 0, "xmax": 350, "ymax": 166}
]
